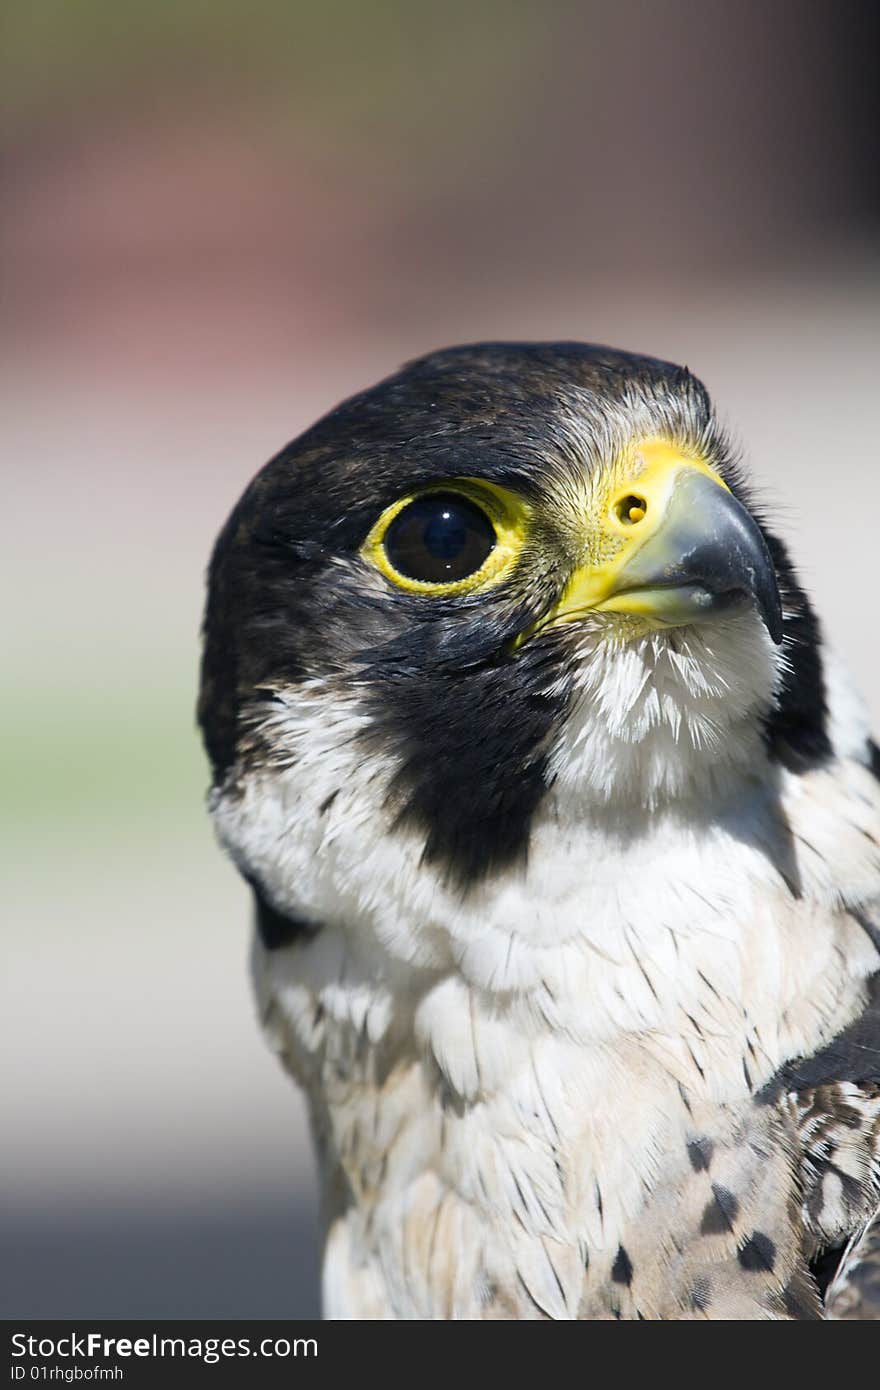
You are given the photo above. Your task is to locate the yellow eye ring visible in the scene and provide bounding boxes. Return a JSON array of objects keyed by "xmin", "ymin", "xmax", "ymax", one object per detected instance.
[{"xmin": 361, "ymin": 478, "xmax": 530, "ymax": 596}]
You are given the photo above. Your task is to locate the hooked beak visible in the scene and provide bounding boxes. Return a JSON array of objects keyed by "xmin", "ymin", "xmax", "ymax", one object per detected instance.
[{"xmin": 525, "ymin": 444, "xmax": 783, "ymax": 645}]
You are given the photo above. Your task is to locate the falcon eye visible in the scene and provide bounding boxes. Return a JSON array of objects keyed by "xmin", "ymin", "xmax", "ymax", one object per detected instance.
[
  {"xmin": 361, "ymin": 477, "xmax": 528, "ymax": 596},
  {"xmin": 382, "ymin": 493, "xmax": 497, "ymax": 584}
]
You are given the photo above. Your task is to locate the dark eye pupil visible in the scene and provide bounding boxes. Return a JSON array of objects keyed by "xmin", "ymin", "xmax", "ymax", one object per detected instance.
[{"xmin": 384, "ymin": 493, "xmax": 496, "ymax": 583}]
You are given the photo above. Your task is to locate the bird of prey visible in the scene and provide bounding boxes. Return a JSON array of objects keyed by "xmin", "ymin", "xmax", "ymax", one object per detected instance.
[{"xmin": 199, "ymin": 342, "xmax": 880, "ymax": 1319}]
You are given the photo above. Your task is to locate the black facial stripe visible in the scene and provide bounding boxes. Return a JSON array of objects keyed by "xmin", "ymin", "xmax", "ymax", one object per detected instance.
[
  {"xmin": 363, "ymin": 623, "xmax": 571, "ymax": 888},
  {"xmin": 717, "ymin": 480, "xmax": 830, "ymax": 774},
  {"xmin": 762, "ymin": 532, "xmax": 831, "ymax": 771}
]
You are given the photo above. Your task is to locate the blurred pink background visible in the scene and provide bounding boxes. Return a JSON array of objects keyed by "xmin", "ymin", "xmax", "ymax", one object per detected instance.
[{"xmin": 3, "ymin": 1, "xmax": 879, "ymax": 1316}]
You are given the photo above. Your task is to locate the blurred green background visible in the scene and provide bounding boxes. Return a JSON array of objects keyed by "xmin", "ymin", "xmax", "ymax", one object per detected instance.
[{"xmin": 3, "ymin": 1, "xmax": 879, "ymax": 1317}]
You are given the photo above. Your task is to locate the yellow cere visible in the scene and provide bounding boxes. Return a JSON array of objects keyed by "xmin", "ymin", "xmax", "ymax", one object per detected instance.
[
  {"xmin": 514, "ymin": 439, "xmax": 729, "ymax": 644},
  {"xmin": 547, "ymin": 441, "xmax": 720, "ymax": 615},
  {"xmin": 360, "ymin": 477, "xmax": 531, "ymax": 596},
  {"xmin": 625, "ymin": 438, "xmax": 726, "ymax": 490}
]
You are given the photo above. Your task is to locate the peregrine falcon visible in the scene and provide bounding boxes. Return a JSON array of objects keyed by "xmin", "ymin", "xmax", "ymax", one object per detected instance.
[{"xmin": 199, "ymin": 342, "xmax": 880, "ymax": 1319}]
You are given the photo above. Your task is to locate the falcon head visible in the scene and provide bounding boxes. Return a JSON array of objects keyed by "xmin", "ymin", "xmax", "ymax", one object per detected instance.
[{"xmin": 199, "ymin": 342, "xmax": 827, "ymax": 896}]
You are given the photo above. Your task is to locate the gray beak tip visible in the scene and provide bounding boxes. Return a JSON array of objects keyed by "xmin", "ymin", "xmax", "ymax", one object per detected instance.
[
  {"xmin": 762, "ymin": 595, "xmax": 785, "ymax": 647},
  {"xmin": 670, "ymin": 472, "xmax": 785, "ymax": 647}
]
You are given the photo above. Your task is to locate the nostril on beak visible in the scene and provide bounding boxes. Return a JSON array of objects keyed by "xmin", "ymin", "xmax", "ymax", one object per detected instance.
[{"xmin": 615, "ymin": 495, "xmax": 647, "ymax": 525}]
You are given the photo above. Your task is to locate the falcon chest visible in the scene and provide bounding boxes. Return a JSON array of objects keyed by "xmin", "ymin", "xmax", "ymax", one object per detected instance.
[{"xmin": 252, "ymin": 763, "xmax": 878, "ymax": 1318}]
